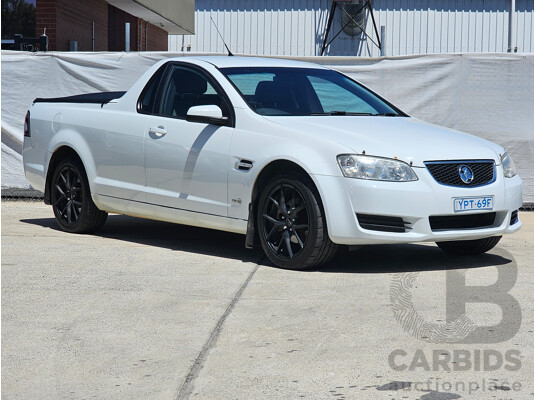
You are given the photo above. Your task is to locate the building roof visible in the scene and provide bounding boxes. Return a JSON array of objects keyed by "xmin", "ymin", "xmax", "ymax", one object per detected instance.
[{"xmin": 106, "ymin": 0, "xmax": 195, "ymax": 34}]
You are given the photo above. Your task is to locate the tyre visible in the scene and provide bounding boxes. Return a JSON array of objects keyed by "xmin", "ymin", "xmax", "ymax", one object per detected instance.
[
  {"xmin": 436, "ymin": 236, "xmax": 502, "ymax": 256},
  {"xmin": 50, "ymin": 157, "xmax": 107, "ymax": 233},
  {"xmin": 257, "ymin": 172, "xmax": 337, "ymax": 270}
]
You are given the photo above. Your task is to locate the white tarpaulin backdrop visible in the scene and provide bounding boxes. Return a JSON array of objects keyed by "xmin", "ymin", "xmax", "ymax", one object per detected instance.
[{"xmin": 2, "ymin": 51, "xmax": 533, "ymax": 201}]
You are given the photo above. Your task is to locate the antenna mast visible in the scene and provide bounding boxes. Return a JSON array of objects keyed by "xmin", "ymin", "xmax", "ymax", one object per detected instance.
[{"xmin": 210, "ymin": 17, "xmax": 234, "ymax": 56}]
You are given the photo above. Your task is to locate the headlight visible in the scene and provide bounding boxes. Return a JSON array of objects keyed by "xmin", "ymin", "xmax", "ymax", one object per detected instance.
[
  {"xmin": 501, "ymin": 151, "xmax": 517, "ymax": 178},
  {"xmin": 337, "ymin": 154, "xmax": 418, "ymax": 181}
]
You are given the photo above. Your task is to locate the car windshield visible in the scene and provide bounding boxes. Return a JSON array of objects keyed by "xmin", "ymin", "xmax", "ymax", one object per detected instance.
[{"xmin": 220, "ymin": 67, "xmax": 403, "ymax": 117}]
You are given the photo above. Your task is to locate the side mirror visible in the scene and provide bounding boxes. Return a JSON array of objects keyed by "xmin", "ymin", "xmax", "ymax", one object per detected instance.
[{"xmin": 186, "ymin": 105, "xmax": 228, "ymax": 126}]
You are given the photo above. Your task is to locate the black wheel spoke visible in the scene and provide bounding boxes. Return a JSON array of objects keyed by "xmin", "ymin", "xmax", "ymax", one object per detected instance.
[
  {"xmin": 66, "ymin": 202, "xmax": 72, "ymax": 224},
  {"xmin": 263, "ymin": 214, "xmax": 277, "ymax": 224},
  {"xmin": 55, "ymin": 184, "xmax": 66, "ymax": 196},
  {"xmin": 263, "ymin": 214, "xmax": 284, "ymax": 226},
  {"xmin": 268, "ymin": 196, "xmax": 279, "ymax": 208},
  {"xmin": 54, "ymin": 194, "xmax": 66, "ymax": 206},
  {"xmin": 71, "ymin": 199, "xmax": 82, "ymax": 207},
  {"xmin": 266, "ymin": 225, "xmax": 278, "ymax": 239},
  {"xmin": 70, "ymin": 172, "xmax": 78, "ymax": 190},
  {"xmin": 275, "ymin": 237, "xmax": 284, "ymax": 253},
  {"xmin": 293, "ymin": 231, "xmax": 305, "ymax": 249},
  {"xmin": 59, "ymin": 172, "xmax": 68, "ymax": 187},
  {"xmin": 71, "ymin": 204, "xmax": 78, "ymax": 220},
  {"xmin": 293, "ymin": 204, "xmax": 305, "ymax": 215},
  {"xmin": 60, "ymin": 203, "xmax": 69, "ymax": 216},
  {"xmin": 293, "ymin": 224, "xmax": 308, "ymax": 230},
  {"xmin": 279, "ymin": 185, "xmax": 288, "ymax": 213},
  {"xmin": 283, "ymin": 231, "xmax": 293, "ymax": 258},
  {"xmin": 65, "ymin": 169, "xmax": 71, "ymax": 189}
]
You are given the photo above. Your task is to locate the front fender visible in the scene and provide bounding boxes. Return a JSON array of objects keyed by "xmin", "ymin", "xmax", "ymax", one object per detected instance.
[{"xmin": 228, "ymin": 127, "xmax": 346, "ymax": 222}]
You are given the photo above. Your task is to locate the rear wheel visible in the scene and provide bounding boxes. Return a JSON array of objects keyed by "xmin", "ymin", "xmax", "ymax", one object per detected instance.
[
  {"xmin": 257, "ymin": 173, "xmax": 337, "ymax": 270},
  {"xmin": 50, "ymin": 158, "xmax": 107, "ymax": 233},
  {"xmin": 436, "ymin": 236, "xmax": 502, "ymax": 255}
]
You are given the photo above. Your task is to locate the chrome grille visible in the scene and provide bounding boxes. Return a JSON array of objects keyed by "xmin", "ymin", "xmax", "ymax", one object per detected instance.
[{"xmin": 425, "ymin": 160, "xmax": 495, "ymax": 187}]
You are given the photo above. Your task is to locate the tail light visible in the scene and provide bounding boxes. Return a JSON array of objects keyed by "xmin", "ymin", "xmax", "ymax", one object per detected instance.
[{"xmin": 24, "ymin": 111, "xmax": 31, "ymax": 137}]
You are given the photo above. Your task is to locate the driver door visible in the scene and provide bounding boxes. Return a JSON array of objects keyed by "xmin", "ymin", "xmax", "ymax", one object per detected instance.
[{"xmin": 143, "ymin": 64, "xmax": 234, "ymax": 217}]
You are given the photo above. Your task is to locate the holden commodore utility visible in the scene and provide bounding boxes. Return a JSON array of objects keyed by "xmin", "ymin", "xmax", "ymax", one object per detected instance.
[{"xmin": 23, "ymin": 56, "xmax": 522, "ymax": 269}]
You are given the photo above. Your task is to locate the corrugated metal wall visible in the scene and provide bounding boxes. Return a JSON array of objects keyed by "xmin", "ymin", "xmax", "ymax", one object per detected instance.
[{"xmin": 168, "ymin": 0, "xmax": 534, "ymax": 56}]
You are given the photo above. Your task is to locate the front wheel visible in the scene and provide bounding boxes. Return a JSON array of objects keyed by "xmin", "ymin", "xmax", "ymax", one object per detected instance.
[
  {"xmin": 257, "ymin": 173, "xmax": 337, "ymax": 270},
  {"xmin": 50, "ymin": 158, "xmax": 107, "ymax": 233},
  {"xmin": 436, "ymin": 236, "xmax": 502, "ymax": 256}
]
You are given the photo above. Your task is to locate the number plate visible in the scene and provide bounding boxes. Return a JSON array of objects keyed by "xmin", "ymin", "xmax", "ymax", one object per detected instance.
[{"xmin": 453, "ymin": 196, "xmax": 494, "ymax": 212}]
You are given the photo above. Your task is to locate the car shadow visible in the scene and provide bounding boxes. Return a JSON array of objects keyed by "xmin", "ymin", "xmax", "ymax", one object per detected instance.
[
  {"xmin": 20, "ymin": 214, "xmax": 264, "ymax": 264},
  {"xmin": 317, "ymin": 244, "xmax": 512, "ymax": 273},
  {"xmin": 20, "ymin": 214, "xmax": 512, "ymax": 273}
]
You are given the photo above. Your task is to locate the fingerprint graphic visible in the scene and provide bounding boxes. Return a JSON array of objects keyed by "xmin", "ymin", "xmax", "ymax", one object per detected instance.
[{"xmin": 390, "ymin": 271, "xmax": 476, "ymax": 343}]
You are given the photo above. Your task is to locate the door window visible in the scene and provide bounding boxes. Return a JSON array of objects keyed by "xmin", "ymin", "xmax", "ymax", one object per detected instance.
[
  {"xmin": 159, "ymin": 66, "xmax": 229, "ymax": 119},
  {"xmin": 138, "ymin": 65, "xmax": 166, "ymax": 114}
]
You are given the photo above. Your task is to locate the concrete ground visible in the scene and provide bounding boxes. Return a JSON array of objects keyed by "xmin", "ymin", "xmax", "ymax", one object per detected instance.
[{"xmin": 2, "ymin": 201, "xmax": 533, "ymax": 400}]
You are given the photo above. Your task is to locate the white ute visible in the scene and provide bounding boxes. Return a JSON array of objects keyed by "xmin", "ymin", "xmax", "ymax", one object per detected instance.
[{"xmin": 23, "ymin": 56, "xmax": 522, "ymax": 269}]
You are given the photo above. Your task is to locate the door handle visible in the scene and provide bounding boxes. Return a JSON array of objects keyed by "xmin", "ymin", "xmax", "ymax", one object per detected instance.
[{"xmin": 149, "ymin": 126, "xmax": 167, "ymax": 137}]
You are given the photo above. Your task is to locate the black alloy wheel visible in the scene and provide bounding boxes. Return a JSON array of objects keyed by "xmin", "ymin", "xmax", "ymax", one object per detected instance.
[
  {"xmin": 51, "ymin": 158, "xmax": 107, "ymax": 233},
  {"xmin": 262, "ymin": 183, "xmax": 310, "ymax": 260},
  {"xmin": 53, "ymin": 164, "xmax": 83, "ymax": 226},
  {"xmin": 257, "ymin": 173, "xmax": 338, "ymax": 270}
]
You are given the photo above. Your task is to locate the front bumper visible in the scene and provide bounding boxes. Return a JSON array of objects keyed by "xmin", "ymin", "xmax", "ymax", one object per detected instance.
[{"xmin": 312, "ymin": 167, "xmax": 522, "ymax": 245}]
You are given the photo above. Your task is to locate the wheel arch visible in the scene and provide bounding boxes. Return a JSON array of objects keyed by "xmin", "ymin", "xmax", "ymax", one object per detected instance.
[
  {"xmin": 245, "ymin": 159, "xmax": 325, "ymax": 248},
  {"xmin": 44, "ymin": 146, "xmax": 86, "ymax": 205}
]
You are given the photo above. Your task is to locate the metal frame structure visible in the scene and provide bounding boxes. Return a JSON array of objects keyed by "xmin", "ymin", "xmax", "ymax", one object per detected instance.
[{"xmin": 320, "ymin": 0, "xmax": 381, "ymax": 56}]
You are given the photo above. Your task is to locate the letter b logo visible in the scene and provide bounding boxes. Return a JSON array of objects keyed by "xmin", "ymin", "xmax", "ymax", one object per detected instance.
[{"xmin": 390, "ymin": 249, "xmax": 521, "ymax": 344}]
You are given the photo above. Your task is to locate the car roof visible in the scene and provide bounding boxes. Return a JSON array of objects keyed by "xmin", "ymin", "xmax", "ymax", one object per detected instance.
[{"xmin": 167, "ymin": 55, "xmax": 328, "ymax": 69}]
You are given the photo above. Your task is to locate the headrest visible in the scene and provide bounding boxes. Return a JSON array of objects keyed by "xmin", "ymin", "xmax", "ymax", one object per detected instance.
[
  {"xmin": 174, "ymin": 69, "xmax": 207, "ymax": 94},
  {"xmin": 254, "ymin": 81, "xmax": 279, "ymax": 98}
]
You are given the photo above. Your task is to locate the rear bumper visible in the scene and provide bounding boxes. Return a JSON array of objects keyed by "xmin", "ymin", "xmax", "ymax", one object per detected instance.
[
  {"xmin": 312, "ymin": 168, "xmax": 522, "ymax": 245},
  {"xmin": 22, "ymin": 139, "xmax": 48, "ymax": 193}
]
